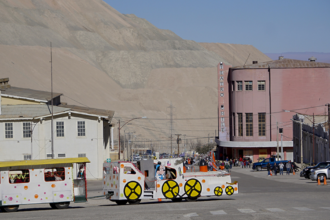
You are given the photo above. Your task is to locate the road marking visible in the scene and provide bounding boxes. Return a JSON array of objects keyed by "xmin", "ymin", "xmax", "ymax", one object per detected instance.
[
  {"xmin": 210, "ymin": 210, "xmax": 227, "ymax": 215},
  {"xmin": 238, "ymin": 209, "xmax": 256, "ymax": 213},
  {"xmin": 320, "ymin": 207, "xmax": 330, "ymax": 210},
  {"xmin": 266, "ymin": 208, "xmax": 284, "ymax": 212},
  {"xmin": 183, "ymin": 213, "xmax": 198, "ymax": 218},
  {"xmin": 293, "ymin": 207, "xmax": 313, "ymax": 211}
]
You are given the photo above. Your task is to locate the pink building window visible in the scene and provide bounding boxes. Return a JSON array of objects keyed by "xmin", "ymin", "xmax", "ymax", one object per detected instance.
[
  {"xmin": 237, "ymin": 81, "xmax": 242, "ymax": 91},
  {"xmin": 246, "ymin": 113, "xmax": 253, "ymax": 136},
  {"xmin": 258, "ymin": 113, "xmax": 266, "ymax": 136},
  {"xmin": 258, "ymin": 81, "xmax": 265, "ymax": 91},
  {"xmin": 245, "ymin": 81, "xmax": 253, "ymax": 91},
  {"xmin": 238, "ymin": 113, "xmax": 243, "ymax": 136}
]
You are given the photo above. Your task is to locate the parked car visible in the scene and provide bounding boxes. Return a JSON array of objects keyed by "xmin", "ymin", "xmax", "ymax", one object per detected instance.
[
  {"xmin": 252, "ymin": 157, "xmax": 289, "ymax": 171},
  {"xmin": 310, "ymin": 164, "xmax": 330, "ymax": 182},
  {"xmin": 300, "ymin": 162, "xmax": 330, "ymax": 179}
]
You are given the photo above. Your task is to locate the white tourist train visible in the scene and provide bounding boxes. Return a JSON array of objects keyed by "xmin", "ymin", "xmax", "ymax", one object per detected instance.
[
  {"xmin": 0, "ymin": 157, "xmax": 90, "ymax": 212},
  {"xmin": 103, "ymin": 158, "xmax": 238, "ymax": 205}
]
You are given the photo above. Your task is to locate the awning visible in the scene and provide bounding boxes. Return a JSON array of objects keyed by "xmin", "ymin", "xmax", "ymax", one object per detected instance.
[{"xmin": 0, "ymin": 157, "xmax": 90, "ymax": 168}]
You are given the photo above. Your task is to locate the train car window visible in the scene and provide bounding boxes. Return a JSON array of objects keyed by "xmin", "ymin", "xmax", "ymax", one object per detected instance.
[
  {"xmin": 124, "ymin": 166, "xmax": 136, "ymax": 174},
  {"xmin": 45, "ymin": 168, "xmax": 65, "ymax": 181},
  {"xmin": 9, "ymin": 170, "xmax": 30, "ymax": 184},
  {"xmin": 165, "ymin": 167, "xmax": 177, "ymax": 180}
]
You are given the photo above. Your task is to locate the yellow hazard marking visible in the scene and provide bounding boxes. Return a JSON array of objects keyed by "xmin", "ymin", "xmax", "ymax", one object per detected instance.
[
  {"xmin": 124, "ymin": 181, "xmax": 142, "ymax": 201},
  {"xmin": 162, "ymin": 180, "xmax": 179, "ymax": 199},
  {"xmin": 184, "ymin": 179, "xmax": 202, "ymax": 198},
  {"xmin": 225, "ymin": 186, "xmax": 234, "ymax": 196},
  {"xmin": 214, "ymin": 186, "xmax": 223, "ymax": 196}
]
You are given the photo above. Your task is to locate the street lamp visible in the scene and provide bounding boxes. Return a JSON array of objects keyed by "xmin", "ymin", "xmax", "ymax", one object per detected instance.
[{"xmin": 118, "ymin": 116, "xmax": 146, "ymax": 160}]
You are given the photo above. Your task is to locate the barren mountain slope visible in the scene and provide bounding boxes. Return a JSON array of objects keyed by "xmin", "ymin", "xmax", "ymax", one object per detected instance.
[
  {"xmin": 199, "ymin": 43, "xmax": 272, "ymax": 67},
  {"xmin": 0, "ymin": 0, "xmax": 267, "ymax": 149}
]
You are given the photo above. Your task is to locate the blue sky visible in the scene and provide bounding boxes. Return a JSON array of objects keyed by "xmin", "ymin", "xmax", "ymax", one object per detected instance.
[{"xmin": 104, "ymin": 0, "xmax": 330, "ymax": 53}]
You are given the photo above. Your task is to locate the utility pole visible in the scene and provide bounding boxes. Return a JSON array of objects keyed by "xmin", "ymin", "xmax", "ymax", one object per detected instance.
[
  {"xmin": 313, "ymin": 113, "xmax": 315, "ymax": 165},
  {"xmin": 168, "ymin": 103, "xmax": 175, "ymax": 155},
  {"xmin": 328, "ymin": 104, "xmax": 330, "ymax": 162},
  {"xmin": 300, "ymin": 120, "xmax": 303, "ymax": 164},
  {"xmin": 281, "ymin": 133, "xmax": 283, "ymax": 159},
  {"xmin": 118, "ymin": 120, "xmax": 121, "ymax": 160},
  {"xmin": 176, "ymin": 134, "xmax": 182, "ymax": 156},
  {"xmin": 50, "ymin": 42, "xmax": 54, "ymax": 159},
  {"xmin": 276, "ymin": 121, "xmax": 279, "ymax": 160}
]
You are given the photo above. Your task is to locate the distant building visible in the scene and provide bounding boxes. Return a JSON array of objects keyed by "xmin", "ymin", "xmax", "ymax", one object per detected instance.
[
  {"xmin": 292, "ymin": 114, "xmax": 329, "ymax": 164},
  {"xmin": 216, "ymin": 57, "xmax": 330, "ymax": 162},
  {"xmin": 0, "ymin": 78, "xmax": 115, "ymax": 179}
]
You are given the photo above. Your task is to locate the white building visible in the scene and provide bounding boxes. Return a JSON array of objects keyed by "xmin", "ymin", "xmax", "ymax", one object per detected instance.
[{"xmin": 0, "ymin": 78, "xmax": 115, "ymax": 179}]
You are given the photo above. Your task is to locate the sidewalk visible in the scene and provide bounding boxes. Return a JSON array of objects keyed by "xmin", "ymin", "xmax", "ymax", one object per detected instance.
[{"xmin": 229, "ymin": 166, "xmax": 324, "ymax": 186}]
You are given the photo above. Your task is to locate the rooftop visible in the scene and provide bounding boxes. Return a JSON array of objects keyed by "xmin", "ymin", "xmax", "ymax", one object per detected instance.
[
  {"xmin": 0, "ymin": 105, "xmax": 70, "ymax": 119},
  {"xmin": 1, "ymin": 86, "xmax": 62, "ymax": 102},
  {"xmin": 59, "ymin": 104, "xmax": 115, "ymax": 119},
  {"xmin": 232, "ymin": 58, "xmax": 330, "ymax": 69}
]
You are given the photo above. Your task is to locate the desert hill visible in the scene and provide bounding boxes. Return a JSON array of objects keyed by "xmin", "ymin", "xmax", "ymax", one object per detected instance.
[{"xmin": 0, "ymin": 0, "xmax": 271, "ymax": 151}]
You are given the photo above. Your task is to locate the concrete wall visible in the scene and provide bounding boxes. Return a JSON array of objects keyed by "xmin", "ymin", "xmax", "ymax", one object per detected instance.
[{"xmin": 293, "ymin": 119, "xmax": 329, "ymax": 164}]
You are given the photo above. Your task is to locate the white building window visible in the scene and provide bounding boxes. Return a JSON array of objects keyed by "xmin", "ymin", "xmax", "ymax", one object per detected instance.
[
  {"xmin": 220, "ymin": 71, "xmax": 224, "ymax": 75},
  {"xmin": 24, "ymin": 154, "xmax": 31, "ymax": 160},
  {"xmin": 78, "ymin": 153, "xmax": 86, "ymax": 158},
  {"xmin": 56, "ymin": 121, "xmax": 64, "ymax": 137},
  {"xmin": 77, "ymin": 121, "xmax": 86, "ymax": 136},
  {"xmin": 221, "ymin": 128, "xmax": 225, "ymax": 132},
  {"xmin": 220, "ymin": 93, "xmax": 224, "ymax": 97},
  {"xmin": 221, "ymin": 123, "xmax": 225, "ymax": 127},
  {"xmin": 220, "ymin": 82, "xmax": 224, "ymax": 86},
  {"xmin": 23, "ymin": 122, "xmax": 31, "ymax": 138},
  {"xmin": 5, "ymin": 123, "xmax": 13, "ymax": 139},
  {"xmin": 58, "ymin": 153, "xmax": 66, "ymax": 158},
  {"xmin": 221, "ymin": 105, "xmax": 224, "ymax": 110},
  {"xmin": 47, "ymin": 154, "xmax": 53, "ymax": 159},
  {"xmin": 221, "ymin": 117, "xmax": 225, "ymax": 122},
  {"xmin": 220, "ymin": 76, "xmax": 224, "ymax": 81},
  {"xmin": 220, "ymin": 87, "xmax": 224, "ymax": 91},
  {"xmin": 221, "ymin": 112, "xmax": 225, "ymax": 116}
]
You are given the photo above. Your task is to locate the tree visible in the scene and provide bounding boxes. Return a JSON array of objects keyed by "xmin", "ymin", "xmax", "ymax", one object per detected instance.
[{"xmin": 196, "ymin": 142, "xmax": 216, "ymax": 154}]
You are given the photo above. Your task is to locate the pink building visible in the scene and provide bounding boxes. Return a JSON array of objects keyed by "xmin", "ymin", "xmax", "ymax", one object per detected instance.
[{"xmin": 216, "ymin": 57, "xmax": 330, "ymax": 162}]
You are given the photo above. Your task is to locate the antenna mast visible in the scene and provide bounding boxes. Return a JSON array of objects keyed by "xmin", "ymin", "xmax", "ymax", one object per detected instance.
[{"xmin": 50, "ymin": 42, "xmax": 54, "ymax": 159}]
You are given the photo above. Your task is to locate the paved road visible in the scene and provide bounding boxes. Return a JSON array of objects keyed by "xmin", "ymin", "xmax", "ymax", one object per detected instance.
[{"xmin": 2, "ymin": 167, "xmax": 330, "ymax": 220}]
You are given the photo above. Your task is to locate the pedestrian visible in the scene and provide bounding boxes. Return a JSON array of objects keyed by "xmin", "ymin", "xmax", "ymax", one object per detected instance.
[
  {"xmin": 249, "ymin": 159, "xmax": 252, "ymax": 168},
  {"xmin": 286, "ymin": 161, "xmax": 291, "ymax": 175},
  {"xmin": 279, "ymin": 162, "xmax": 284, "ymax": 175},
  {"xmin": 230, "ymin": 159, "xmax": 233, "ymax": 169},
  {"xmin": 267, "ymin": 163, "xmax": 271, "ymax": 176},
  {"xmin": 246, "ymin": 160, "xmax": 249, "ymax": 169},
  {"xmin": 225, "ymin": 163, "xmax": 230, "ymax": 173},
  {"xmin": 272, "ymin": 163, "xmax": 277, "ymax": 176},
  {"xmin": 241, "ymin": 160, "xmax": 244, "ymax": 168}
]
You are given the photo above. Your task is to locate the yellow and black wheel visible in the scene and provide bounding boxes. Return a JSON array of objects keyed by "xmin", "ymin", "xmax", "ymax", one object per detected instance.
[
  {"xmin": 225, "ymin": 186, "xmax": 234, "ymax": 196},
  {"xmin": 162, "ymin": 180, "xmax": 180, "ymax": 199},
  {"xmin": 184, "ymin": 179, "xmax": 202, "ymax": 198},
  {"xmin": 124, "ymin": 181, "xmax": 142, "ymax": 201},
  {"xmin": 214, "ymin": 186, "xmax": 223, "ymax": 196}
]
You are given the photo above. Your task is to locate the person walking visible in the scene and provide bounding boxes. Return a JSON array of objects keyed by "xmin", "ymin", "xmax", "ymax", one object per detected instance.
[
  {"xmin": 279, "ymin": 162, "xmax": 284, "ymax": 175},
  {"xmin": 225, "ymin": 163, "xmax": 230, "ymax": 173},
  {"xmin": 241, "ymin": 160, "xmax": 244, "ymax": 168},
  {"xmin": 267, "ymin": 163, "xmax": 271, "ymax": 176},
  {"xmin": 229, "ymin": 159, "xmax": 233, "ymax": 169},
  {"xmin": 272, "ymin": 163, "xmax": 277, "ymax": 176},
  {"xmin": 286, "ymin": 161, "xmax": 291, "ymax": 175}
]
